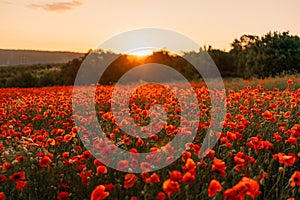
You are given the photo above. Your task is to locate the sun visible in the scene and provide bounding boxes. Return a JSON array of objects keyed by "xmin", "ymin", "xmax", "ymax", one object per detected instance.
[{"xmin": 126, "ymin": 49, "xmax": 153, "ymax": 57}]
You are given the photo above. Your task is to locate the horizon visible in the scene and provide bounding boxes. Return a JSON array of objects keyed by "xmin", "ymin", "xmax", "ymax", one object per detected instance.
[{"xmin": 1, "ymin": 0, "xmax": 300, "ymax": 53}]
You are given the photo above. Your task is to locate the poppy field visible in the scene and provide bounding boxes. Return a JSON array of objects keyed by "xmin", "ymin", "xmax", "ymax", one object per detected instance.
[{"xmin": 0, "ymin": 76, "xmax": 299, "ymax": 200}]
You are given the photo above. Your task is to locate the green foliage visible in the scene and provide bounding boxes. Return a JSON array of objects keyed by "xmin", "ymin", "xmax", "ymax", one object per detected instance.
[
  {"xmin": 0, "ymin": 64, "xmax": 63, "ymax": 88},
  {"xmin": 59, "ymin": 57, "xmax": 83, "ymax": 85},
  {"xmin": 5, "ymin": 71, "xmax": 38, "ymax": 88},
  {"xmin": 39, "ymin": 71, "xmax": 62, "ymax": 86},
  {"xmin": 207, "ymin": 48, "xmax": 237, "ymax": 77},
  {"xmin": 230, "ymin": 31, "xmax": 300, "ymax": 78}
]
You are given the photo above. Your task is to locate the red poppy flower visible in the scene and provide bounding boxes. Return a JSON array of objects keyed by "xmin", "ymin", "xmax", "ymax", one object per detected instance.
[
  {"xmin": 75, "ymin": 164, "xmax": 86, "ymax": 172},
  {"xmin": 287, "ymin": 79, "xmax": 293, "ymax": 84},
  {"xmin": 130, "ymin": 148, "xmax": 139, "ymax": 158},
  {"xmin": 135, "ymin": 137, "xmax": 144, "ymax": 146},
  {"xmin": 117, "ymin": 160, "xmax": 128, "ymax": 172},
  {"xmin": 182, "ymin": 172, "xmax": 195, "ymax": 184},
  {"xmin": 224, "ymin": 188, "xmax": 236, "ymax": 199},
  {"xmin": 181, "ymin": 151, "xmax": 192, "ymax": 162},
  {"xmin": 162, "ymin": 179, "xmax": 180, "ymax": 197},
  {"xmin": 94, "ymin": 159, "xmax": 104, "ymax": 166},
  {"xmin": 0, "ymin": 175, "xmax": 6, "ymax": 184},
  {"xmin": 0, "ymin": 192, "xmax": 4, "ymax": 200},
  {"xmin": 140, "ymin": 162, "xmax": 152, "ymax": 172},
  {"xmin": 170, "ymin": 170, "xmax": 182, "ymax": 182},
  {"xmin": 63, "ymin": 134, "xmax": 72, "ymax": 143},
  {"xmin": 212, "ymin": 158, "xmax": 226, "ymax": 177},
  {"xmin": 185, "ymin": 158, "xmax": 196, "ymax": 174},
  {"xmin": 91, "ymin": 185, "xmax": 109, "ymax": 200},
  {"xmin": 285, "ymin": 137, "xmax": 297, "ymax": 144},
  {"xmin": 82, "ymin": 150, "xmax": 92, "ymax": 160},
  {"xmin": 156, "ymin": 192, "xmax": 166, "ymax": 200},
  {"xmin": 9, "ymin": 172, "xmax": 26, "ymax": 182},
  {"xmin": 57, "ymin": 191, "xmax": 70, "ymax": 200},
  {"xmin": 273, "ymin": 132, "xmax": 282, "ymax": 142},
  {"xmin": 2, "ymin": 162, "xmax": 11, "ymax": 170},
  {"xmin": 79, "ymin": 170, "xmax": 92, "ymax": 185},
  {"xmin": 207, "ymin": 150, "xmax": 215, "ymax": 159},
  {"xmin": 46, "ymin": 138, "xmax": 55, "ymax": 146},
  {"xmin": 39, "ymin": 156, "xmax": 52, "ymax": 168},
  {"xmin": 124, "ymin": 174, "xmax": 137, "ymax": 189},
  {"xmin": 145, "ymin": 173, "xmax": 160, "ymax": 184},
  {"xmin": 290, "ymin": 171, "xmax": 300, "ymax": 187},
  {"xmin": 96, "ymin": 166, "xmax": 107, "ymax": 175},
  {"xmin": 56, "ymin": 128, "xmax": 65, "ymax": 135},
  {"xmin": 261, "ymin": 110, "xmax": 275, "ymax": 122},
  {"xmin": 273, "ymin": 153, "xmax": 297, "ymax": 166},
  {"xmin": 283, "ymin": 111, "xmax": 291, "ymax": 118},
  {"xmin": 240, "ymin": 177, "xmax": 261, "ymax": 198},
  {"xmin": 224, "ymin": 177, "xmax": 261, "ymax": 199},
  {"xmin": 14, "ymin": 156, "xmax": 26, "ymax": 163},
  {"xmin": 208, "ymin": 179, "xmax": 222, "ymax": 197},
  {"xmin": 103, "ymin": 183, "xmax": 115, "ymax": 192},
  {"xmin": 62, "ymin": 152, "xmax": 70, "ymax": 159},
  {"xmin": 16, "ymin": 181, "xmax": 28, "ymax": 190}
]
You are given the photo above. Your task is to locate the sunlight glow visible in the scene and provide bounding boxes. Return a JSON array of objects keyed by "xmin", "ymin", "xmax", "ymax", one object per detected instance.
[{"xmin": 127, "ymin": 49, "xmax": 153, "ymax": 56}]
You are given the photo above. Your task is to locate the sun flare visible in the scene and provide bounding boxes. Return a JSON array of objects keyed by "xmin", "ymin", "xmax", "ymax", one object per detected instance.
[{"xmin": 127, "ymin": 49, "xmax": 153, "ymax": 56}]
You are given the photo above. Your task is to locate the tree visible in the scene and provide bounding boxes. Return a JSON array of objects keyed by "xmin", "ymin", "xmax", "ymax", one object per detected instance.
[
  {"xmin": 60, "ymin": 57, "xmax": 83, "ymax": 85},
  {"xmin": 207, "ymin": 49, "xmax": 236, "ymax": 77},
  {"xmin": 230, "ymin": 31, "xmax": 300, "ymax": 78},
  {"xmin": 6, "ymin": 71, "xmax": 38, "ymax": 88}
]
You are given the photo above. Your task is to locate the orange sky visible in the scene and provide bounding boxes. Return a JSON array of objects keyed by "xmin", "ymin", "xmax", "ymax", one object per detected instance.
[{"xmin": 1, "ymin": 0, "xmax": 299, "ymax": 53}]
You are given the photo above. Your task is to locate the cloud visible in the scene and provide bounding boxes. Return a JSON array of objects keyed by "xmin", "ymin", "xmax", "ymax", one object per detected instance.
[
  {"xmin": 27, "ymin": 1, "xmax": 83, "ymax": 12},
  {"xmin": 0, "ymin": 1, "xmax": 14, "ymax": 5}
]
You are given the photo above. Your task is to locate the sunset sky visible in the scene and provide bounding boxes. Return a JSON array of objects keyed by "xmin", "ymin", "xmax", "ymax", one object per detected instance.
[{"xmin": 1, "ymin": 0, "xmax": 299, "ymax": 53}]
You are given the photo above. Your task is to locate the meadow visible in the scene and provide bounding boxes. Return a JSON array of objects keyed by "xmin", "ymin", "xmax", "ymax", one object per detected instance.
[{"xmin": 0, "ymin": 75, "xmax": 299, "ymax": 200}]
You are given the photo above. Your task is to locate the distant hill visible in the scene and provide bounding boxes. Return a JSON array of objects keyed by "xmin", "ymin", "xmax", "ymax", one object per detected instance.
[{"xmin": 0, "ymin": 49, "xmax": 84, "ymax": 66}]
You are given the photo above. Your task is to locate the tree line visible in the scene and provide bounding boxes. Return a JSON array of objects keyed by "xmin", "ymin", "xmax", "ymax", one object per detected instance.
[{"xmin": 1, "ymin": 31, "xmax": 299, "ymax": 88}]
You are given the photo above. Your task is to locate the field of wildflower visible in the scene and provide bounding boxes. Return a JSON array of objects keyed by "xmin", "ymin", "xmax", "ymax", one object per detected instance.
[{"xmin": 0, "ymin": 76, "xmax": 299, "ymax": 200}]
